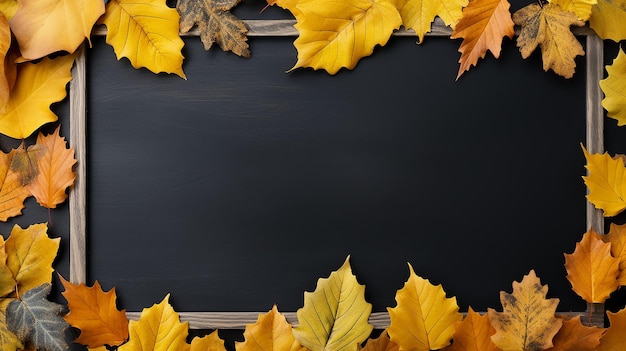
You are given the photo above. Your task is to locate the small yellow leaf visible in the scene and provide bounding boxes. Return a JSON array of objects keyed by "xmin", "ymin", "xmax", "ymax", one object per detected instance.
[
  {"xmin": 600, "ymin": 48, "xmax": 626, "ymax": 126},
  {"xmin": 603, "ymin": 222, "xmax": 626, "ymax": 285},
  {"xmin": 0, "ymin": 150, "xmax": 29, "ymax": 222},
  {"xmin": 589, "ymin": 0, "xmax": 626, "ymax": 41},
  {"xmin": 191, "ymin": 330, "xmax": 226, "ymax": 351},
  {"xmin": 549, "ymin": 0, "xmax": 597, "ymax": 20},
  {"xmin": 387, "ymin": 263, "xmax": 462, "ymax": 351},
  {"xmin": 100, "ymin": 0, "xmax": 186, "ymax": 78},
  {"xmin": 237, "ymin": 305, "xmax": 306, "ymax": 351},
  {"xmin": 398, "ymin": 0, "xmax": 467, "ymax": 43},
  {"xmin": 581, "ymin": 144, "xmax": 626, "ymax": 217},
  {"xmin": 0, "ymin": 236, "xmax": 16, "ymax": 297}
]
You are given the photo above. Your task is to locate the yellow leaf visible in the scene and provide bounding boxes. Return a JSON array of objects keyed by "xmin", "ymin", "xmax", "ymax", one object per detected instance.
[
  {"xmin": 550, "ymin": 315, "xmax": 604, "ymax": 351},
  {"xmin": 581, "ymin": 144, "xmax": 626, "ymax": 217},
  {"xmin": 589, "ymin": 0, "xmax": 626, "ymax": 41},
  {"xmin": 9, "ymin": 0, "xmax": 105, "ymax": 60},
  {"xmin": 512, "ymin": 3, "xmax": 585, "ymax": 78},
  {"xmin": 0, "ymin": 1, "xmax": 17, "ymax": 21},
  {"xmin": 290, "ymin": 0, "xmax": 401, "ymax": 74},
  {"xmin": 450, "ymin": 0, "xmax": 515, "ymax": 79},
  {"xmin": 293, "ymin": 256, "xmax": 373, "ymax": 351},
  {"xmin": 5, "ymin": 223, "xmax": 59, "ymax": 293},
  {"xmin": 0, "ymin": 53, "xmax": 75, "ymax": 140},
  {"xmin": 0, "ymin": 236, "xmax": 16, "ymax": 297},
  {"xmin": 100, "ymin": 0, "xmax": 186, "ymax": 78},
  {"xmin": 387, "ymin": 263, "xmax": 462, "ymax": 351},
  {"xmin": 487, "ymin": 270, "xmax": 562, "ymax": 351},
  {"xmin": 0, "ymin": 13, "xmax": 11, "ymax": 112},
  {"xmin": 549, "ymin": 0, "xmax": 597, "ymax": 20},
  {"xmin": 237, "ymin": 305, "xmax": 307, "ymax": 351},
  {"xmin": 191, "ymin": 330, "xmax": 226, "ymax": 351},
  {"xmin": 603, "ymin": 222, "xmax": 626, "ymax": 285},
  {"xmin": 119, "ymin": 294, "xmax": 190, "ymax": 351},
  {"xmin": 441, "ymin": 307, "xmax": 498, "ymax": 351},
  {"xmin": 600, "ymin": 48, "xmax": 626, "ymax": 126},
  {"xmin": 564, "ymin": 228, "xmax": 620, "ymax": 303},
  {"xmin": 0, "ymin": 298, "xmax": 22, "ymax": 351},
  {"xmin": 0, "ymin": 150, "xmax": 29, "ymax": 222},
  {"xmin": 397, "ymin": 0, "xmax": 467, "ymax": 43},
  {"xmin": 27, "ymin": 126, "xmax": 76, "ymax": 209},
  {"xmin": 598, "ymin": 307, "xmax": 626, "ymax": 351}
]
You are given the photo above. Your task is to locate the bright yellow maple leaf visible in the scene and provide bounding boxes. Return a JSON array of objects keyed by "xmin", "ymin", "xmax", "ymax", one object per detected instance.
[
  {"xmin": 4, "ymin": 223, "xmax": 59, "ymax": 293},
  {"xmin": 549, "ymin": 0, "xmax": 597, "ymax": 20},
  {"xmin": 293, "ymin": 256, "xmax": 373, "ymax": 351},
  {"xmin": 564, "ymin": 228, "xmax": 620, "ymax": 303},
  {"xmin": 550, "ymin": 315, "xmax": 604, "ymax": 351},
  {"xmin": 441, "ymin": 307, "xmax": 498, "ymax": 351},
  {"xmin": 487, "ymin": 270, "xmax": 562, "ymax": 351},
  {"xmin": 9, "ymin": 0, "xmax": 105, "ymax": 60},
  {"xmin": 450, "ymin": 0, "xmax": 515, "ymax": 79},
  {"xmin": 600, "ymin": 48, "xmax": 626, "ymax": 126},
  {"xmin": 0, "ymin": 236, "xmax": 16, "ymax": 297},
  {"xmin": 237, "ymin": 305, "xmax": 307, "ymax": 351},
  {"xmin": 589, "ymin": 0, "xmax": 626, "ymax": 41},
  {"xmin": 598, "ymin": 307, "xmax": 626, "ymax": 351},
  {"xmin": 387, "ymin": 263, "xmax": 462, "ymax": 351},
  {"xmin": 0, "ymin": 150, "xmax": 29, "ymax": 222},
  {"xmin": 603, "ymin": 222, "xmax": 626, "ymax": 285},
  {"xmin": 99, "ymin": 0, "xmax": 186, "ymax": 78},
  {"xmin": 119, "ymin": 294, "xmax": 190, "ymax": 351},
  {"xmin": 289, "ymin": 0, "xmax": 401, "ymax": 74},
  {"xmin": 397, "ymin": 0, "xmax": 467, "ymax": 43},
  {"xmin": 0, "ymin": 298, "xmax": 22, "ymax": 351},
  {"xmin": 581, "ymin": 144, "xmax": 626, "ymax": 217},
  {"xmin": 0, "ymin": 53, "xmax": 75, "ymax": 140},
  {"xmin": 512, "ymin": 3, "xmax": 585, "ymax": 78}
]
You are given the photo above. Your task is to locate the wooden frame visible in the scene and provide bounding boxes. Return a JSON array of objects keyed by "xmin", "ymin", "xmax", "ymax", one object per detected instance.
[{"xmin": 68, "ymin": 20, "xmax": 605, "ymax": 329}]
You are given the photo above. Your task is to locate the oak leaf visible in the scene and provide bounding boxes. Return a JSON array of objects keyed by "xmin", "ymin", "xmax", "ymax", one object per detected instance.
[
  {"xmin": 581, "ymin": 144, "xmax": 626, "ymax": 216},
  {"xmin": 549, "ymin": 315, "xmax": 604, "ymax": 351},
  {"xmin": 0, "ymin": 53, "xmax": 75, "ymax": 140},
  {"xmin": 99, "ymin": 0, "xmax": 186, "ymax": 78},
  {"xmin": 27, "ymin": 126, "xmax": 76, "ymax": 209},
  {"xmin": 600, "ymin": 48, "xmax": 626, "ymax": 126},
  {"xmin": 293, "ymin": 256, "xmax": 373, "ymax": 351},
  {"xmin": 177, "ymin": 0, "xmax": 250, "ymax": 58},
  {"xmin": 0, "ymin": 298, "xmax": 22, "ymax": 351},
  {"xmin": 589, "ymin": 0, "xmax": 626, "ymax": 41},
  {"xmin": 359, "ymin": 330, "xmax": 398, "ymax": 351},
  {"xmin": 9, "ymin": 0, "xmax": 105, "ymax": 60},
  {"xmin": 0, "ymin": 150, "xmax": 29, "ymax": 221},
  {"xmin": 603, "ymin": 222, "xmax": 626, "ymax": 285},
  {"xmin": 237, "ymin": 305, "xmax": 306, "ymax": 351},
  {"xmin": 450, "ymin": 0, "xmax": 515, "ymax": 79},
  {"xmin": 118, "ymin": 294, "xmax": 190, "ymax": 351},
  {"xmin": 441, "ymin": 307, "xmax": 498, "ymax": 351},
  {"xmin": 512, "ymin": 3, "xmax": 585, "ymax": 78},
  {"xmin": 397, "ymin": 0, "xmax": 467, "ymax": 43},
  {"xmin": 549, "ymin": 0, "xmax": 597, "ymax": 20},
  {"xmin": 289, "ymin": 0, "xmax": 402, "ymax": 74},
  {"xmin": 59, "ymin": 275, "xmax": 128, "ymax": 348},
  {"xmin": 191, "ymin": 330, "xmax": 226, "ymax": 351},
  {"xmin": 487, "ymin": 270, "xmax": 562, "ymax": 351},
  {"xmin": 10, "ymin": 143, "xmax": 46, "ymax": 187},
  {"xmin": 387, "ymin": 263, "xmax": 462, "ymax": 351},
  {"xmin": 598, "ymin": 307, "xmax": 626, "ymax": 351}
]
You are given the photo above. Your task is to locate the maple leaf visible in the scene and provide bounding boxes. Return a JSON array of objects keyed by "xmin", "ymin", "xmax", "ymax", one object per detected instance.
[
  {"xmin": 487, "ymin": 270, "xmax": 562, "ymax": 351},
  {"xmin": 59, "ymin": 275, "xmax": 128, "ymax": 348},
  {"xmin": 359, "ymin": 330, "xmax": 398, "ymax": 351},
  {"xmin": 600, "ymin": 48, "xmax": 626, "ymax": 126},
  {"xmin": 589, "ymin": 0, "xmax": 626, "ymax": 41},
  {"xmin": 598, "ymin": 307, "xmax": 626, "ymax": 351},
  {"xmin": 10, "ymin": 143, "xmax": 46, "ymax": 187},
  {"xmin": 191, "ymin": 330, "xmax": 226, "ymax": 351},
  {"xmin": 6, "ymin": 283, "xmax": 69, "ymax": 351},
  {"xmin": 387, "ymin": 263, "xmax": 462, "ymax": 351},
  {"xmin": 603, "ymin": 222, "xmax": 626, "ymax": 285},
  {"xmin": 289, "ymin": 0, "xmax": 402, "ymax": 74},
  {"xmin": 512, "ymin": 3, "xmax": 585, "ymax": 79},
  {"xmin": 549, "ymin": 315, "xmax": 604, "ymax": 351},
  {"xmin": 27, "ymin": 126, "xmax": 77, "ymax": 209},
  {"xmin": 397, "ymin": 0, "xmax": 467, "ymax": 43},
  {"xmin": 99, "ymin": 0, "xmax": 186, "ymax": 78},
  {"xmin": 441, "ymin": 307, "xmax": 498, "ymax": 351},
  {"xmin": 0, "ymin": 298, "xmax": 23, "ymax": 351},
  {"xmin": 581, "ymin": 144, "xmax": 626, "ymax": 216},
  {"xmin": 9, "ymin": 0, "xmax": 105, "ymax": 60},
  {"xmin": 237, "ymin": 305, "xmax": 307, "ymax": 351},
  {"xmin": 450, "ymin": 0, "xmax": 515, "ymax": 79},
  {"xmin": 5, "ymin": 223, "xmax": 59, "ymax": 293},
  {"xmin": 0, "ymin": 53, "xmax": 75, "ymax": 140},
  {"xmin": 177, "ymin": 0, "xmax": 250, "ymax": 58},
  {"xmin": 549, "ymin": 0, "xmax": 597, "ymax": 20},
  {"xmin": 293, "ymin": 256, "xmax": 373, "ymax": 351},
  {"xmin": 0, "ymin": 150, "xmax": 29, "ymax": 222},
  {"xmin": 118, "ymin": 294, "xmax": 190, "ymax": 351}
]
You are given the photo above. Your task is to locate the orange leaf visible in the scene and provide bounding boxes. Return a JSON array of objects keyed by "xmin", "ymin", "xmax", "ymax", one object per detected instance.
[
  {"xmin": 603, "ymin": 222, "xmax": 626, "ymax": 285},
  {"xmin": 549, "ymin": 315, "xmax": 604, "ymax": 351},
  {"xmin": 27, "ymin": 126, "xmax": 76, "ymax": 209},
  {"xmin": 598, "ymin": 307, "xmax": 626, "ymax": 350},
  {"xmin": 59, "ymin": 275, "xmax": 129, "ymax": 348},
  {"xmin": 450, "ymin": 0, "xmax": 514, "ymax": 80},
  {"xmin": 0, "ymin": 149, "xmax": 30, "ymax": 222},
  {"xmin": 237, "ymin": 305, "xmax": 306, "ymax": 351},
  {"xmin": 191, "ymin": 330, "xmax": 226, "ymax": 351},
  {"xmin": 564, "ymin": 228, "xmax": 620, "ymax": 303},
  {"xmin": 360, "ymin": 330, "xmax": 398, "ymax": 351},
  {"xmin": 442, "ymin": 307, "xmax": 498, "ymax": 351}
]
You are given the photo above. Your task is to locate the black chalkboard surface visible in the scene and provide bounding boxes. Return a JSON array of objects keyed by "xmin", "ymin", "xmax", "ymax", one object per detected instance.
[{"xmin": 86, "ymin": 4, "xmax": 589, "ymax": 315}]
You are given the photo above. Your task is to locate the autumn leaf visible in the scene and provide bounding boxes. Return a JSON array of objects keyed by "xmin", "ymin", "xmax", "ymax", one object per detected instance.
[
  {"xmin": 603, "ymin": 222, "xmax": 626, "ymax": 285},
  {"xmin": 598, "ymin": 307, "xmax": 626, "ymax": 351},
  {"xmin": 441, "ymin": 307, "xmax": 498, "ymax": 351},
  {"xmin": 293, "ymin": 256, "xmax": 373, "ymax": 351},
  {"xmin": 119, "ymin": 294, "xmax": 190, "ymax": 351},
  {"xmin": 397, "ymin": 0, "xmax": 467, "ymax": 43},
  {"xmin": 600, "ymin": 48, "xmax": 626, "ymax": 126},
  {"xmin": 589, "ymin": 0, "xmax": 626, "ymax": 41},
  {"xmin": 177, "ymin": 0, "xmax": 250, "ymax": 58},
  {"xmin": 0, "ymin": 238, "xmax": 15, "ymax": 299},
  {"xmin": 0, "ymin": 53, "xmax": 75, "ymax": 140},
  {"xmin": 360, "ymin": 330, "xmax": 398, "ymax": 351},
  {"xmin": 549, "ymin": 315, "xmax": 604, "ymax": 351},
  {"xmin": 0, "ymin": 13, "xmax": 11, "ymax": 112},
  {"xmin": 9, "ymin": 0, "xmax": 105, "ymax": 60},
  {"xmin": 237, "ymin": 305, "xmax": 306, "ymax": 351},
  {"xmin": 487, "ymin": 270, "xmax": 562, "ymax": 351},
  {"xmin": 59, "ymin": 275, "xmax": 128, "ymax": 348},
  {"xmin": 27, "ymin": 126, "xmax": 76, "ymax": 209},
  {"xmin": 5, "ymin": 223, "xmax": 59, "ymax": 293},
  {"xmin": 549, "ymin": 0, "xmax": 597, "ymax": 20},
  {"xmin": 99, "ymin": 0, "xmax": 186, "ymax": 78},
  {"xmin": 512, "ymin": 3, "xmax": 585, "ymax": 78},
  {"xmin": 10, "ymin": 143, "xmax": 46, "ymax": 187},
  {"xmin": 0, "ymin": 1, "xmax": 17, "ymax": 20},
  {"xmin": 289, "ymin": 0, "xmax": 402, "ymax": 74},
  {"xmin": 387, "ymin": 263, "xmax": 462, "ymax": 351},
  {"xmin": 264, "ymin": 0, "xmax": 301, "ymax": 18},
  {"xmin": 6, "ymin": 283, "xmax": 69, "ymax": 351},
  {"xmin": 0, "ymin": 150, "xmax": 29, "ymax": 222},
  {"xmin": 450, "ymin": 0, "xmax": 515, "ymax": 79},
  {"xmin": 191, "ymin": 330, "xmax": 226, "ymax": 351},
  {"xmin": 0, "ymin": 298, "xmax": 22, "ymax": 351},
  {"xmin": 581, "ymin": 144, "xmax": 626, "ymax": 216}
]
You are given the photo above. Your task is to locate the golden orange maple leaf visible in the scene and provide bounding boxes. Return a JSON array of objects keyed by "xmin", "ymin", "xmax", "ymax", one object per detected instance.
[
  {"xmin": 27, "ymin": 126, "xmax": 76, "ymax": 209},
  {"xmin": 191, "ymin": 330, "xmax": 226, "ymax": 351},
  {"xmin": 397, "ymin": 0, "xmax": 467, "ymax": 43},
  {"xmin": 441, "ymin": 307, "xmax": 498, "ymax": 351},
  {"xmin": 0, "ymin": 149, "xmax": 30, "ymax": 222},
  {"xmin": 512, "ymin": 3, "xmax": 585, "ymax": 78},
  {"xmin": 9, "ymin": 0, "xmax": 105, "ymax": 60},
  {"xmin": 450, "ymin": 0, "xmax": 515, "ymax": 79},
  {"xmin": 603, "ymin": 222, "xmax": 626, "ymax": 285},
  {"xmin": 236, "ymin": 305, "xmax": 307, "ymax": 351},
  {"xmin": 600, "ymin": 48, "xmax": 626, "ymax": 126},
  {"xmin": 359, "ymin": 330, "xmax": 398, "ymax": 351},
  {"xmin": 487, "ymin": 270, "xmax": 562, "ymax": 350},
  {"xmin": 59, "ymin": 275, "xmax": 129, "ymax": 348},
  {"xmin": 581, "ymin": 144, "xmax": 626, "ymax": 217},
  {"xmin": 549, "ymin": 315, "xmax": 604, "ymax": 351},
  {"xmin": 589, "ymin": 0, "xmax": 626, "ymax": 41},
  {"xmin": 598, "ymin": 307, "xmax": 626, "ymax": 350}
]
